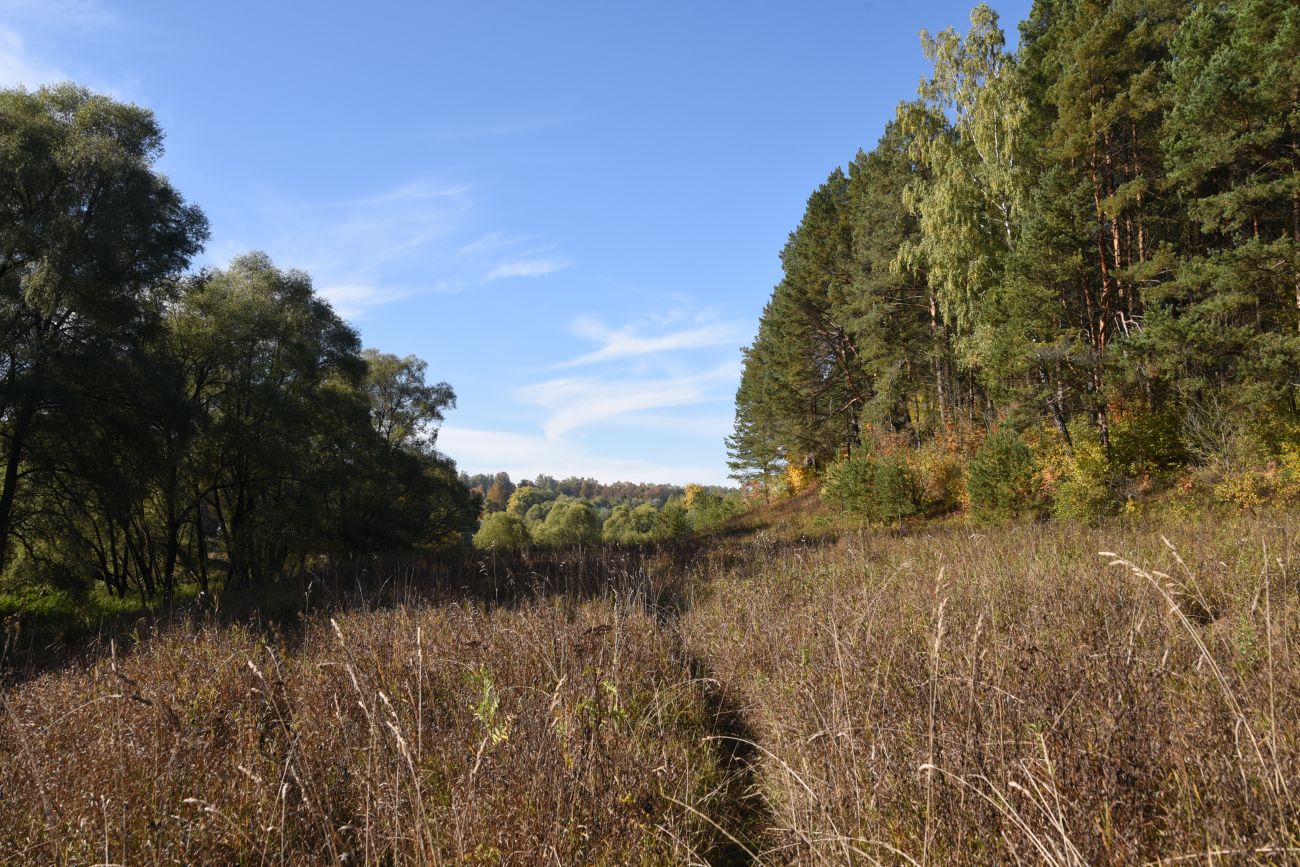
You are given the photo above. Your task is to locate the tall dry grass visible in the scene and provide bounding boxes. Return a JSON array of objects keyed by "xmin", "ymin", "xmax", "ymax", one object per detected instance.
[
  {"xmin": 682, "ymin": 514, "xmax": 1300, "ymax": 864},
  {"xmin": 2, "ymin": 510, "xmax": 1299, "ymax": 864},
  {"xmin": 0, "ymin": 598, "xmax": 735, "ymax": 865}
]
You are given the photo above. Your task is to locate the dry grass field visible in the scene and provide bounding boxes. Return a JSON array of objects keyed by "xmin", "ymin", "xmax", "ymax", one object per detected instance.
[
  {"xmin": 3, "ymin": 507, "xmax": 1299, "ymax": 864},
  {"xmin": 0, "ymin": 601, "xmax": 731, "ymax": 865},
  {"xmin": 685, "ymin": 515, "xmax": 1300, "ymax": 864}
]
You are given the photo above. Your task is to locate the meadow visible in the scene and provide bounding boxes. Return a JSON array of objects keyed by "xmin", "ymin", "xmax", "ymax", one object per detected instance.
[{"xmin": 2, "ymin": 505, "xmax": 1298, "ymax": 865}]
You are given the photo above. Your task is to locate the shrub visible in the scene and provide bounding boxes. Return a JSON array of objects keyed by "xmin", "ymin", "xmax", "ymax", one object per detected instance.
[
  {"xmin": 821, "ymin": 454, "xmax": 919, "ymax": 524},
  {"xmin": 688, "ymin": 491, "xmax": 744, "ymax": 531},
  {"xmin": 1108, "ymin": 405, "xmax": 1188, "ymax": 476},
  {"xmin": 535, "ymin": 501, "xmax": 601, "ymax": 546},
  {"xmin": 1275, "ymin": 444, "xmax": 1300, "ymax": 503},
  {"xmin": 524, "ymin": 501, "xmax": 555, "ymax": 526},
  {"xmin": 782, "ymin": 463, "xmax": 816, "ymax": 495},
  {"xmin": 912, "ymin": 442, "xmax": 967, "ymax": 513},
  {"xmin": 968, "ymin": 428, "xmax": 1038, "ymax": 521},
  {"xmin": 653, "ymin": 499, "xmax": 692, "ymax": 540},
  {"xmin": 506, "ymin": 486, "xmax": 556, "ymax": 519},
  {"xmin": 821, "ymin": 456, "xmax": 875, "ymax": 514},
  {"xmin": 601, "ymin": 503, "xmax": 658, "ymax": 544},
  {"xmin": 1213, "ymin": 469, "xmax": 1270, "ymax": 509},
  {"xmin": 1052, "ymin": 423, "xmax": 1119, "ymax": 524},
  {"xmin": 870, "ymin": 455, "xmax": 920, "ymax": 523},
  {"xmin": 472, "ymin": 512, "xmax": 530, "ymax": 550}
]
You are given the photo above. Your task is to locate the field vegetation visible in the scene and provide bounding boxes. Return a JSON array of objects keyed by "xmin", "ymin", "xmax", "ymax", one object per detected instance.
[
  {"xmin": 3, "ymin": 0, "xmax": 1300, "ymax": 862},
  {"xmin": 3, "ymin": 502, "xmax": 1299, "ymax": 864}
]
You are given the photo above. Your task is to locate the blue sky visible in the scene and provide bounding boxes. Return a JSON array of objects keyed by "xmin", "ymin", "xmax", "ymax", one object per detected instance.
[{"xmin": 1, "ymin": 0, "xmax": 1032, "ymax": 485}]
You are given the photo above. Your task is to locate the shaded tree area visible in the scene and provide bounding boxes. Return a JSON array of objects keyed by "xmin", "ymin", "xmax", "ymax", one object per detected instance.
[
  {"xmin": 730, "ymin": 0, "xmax": 1300, "ymax": 519},
  {"xmin": 0, "ymin": 85, "xmax": 478, "ymax": 606}
]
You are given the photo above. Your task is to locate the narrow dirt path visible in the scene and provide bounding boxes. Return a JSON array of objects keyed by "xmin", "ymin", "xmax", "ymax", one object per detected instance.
[
  {"xmin": 652, "ymin": 562, "xmax": 775, "ymax": 866},
  {"xmin": 683, "ymin": 644, "xmax": 773, "ymax": 866}
]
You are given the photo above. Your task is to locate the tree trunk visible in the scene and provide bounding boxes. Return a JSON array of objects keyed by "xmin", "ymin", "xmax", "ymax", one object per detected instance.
[
  {"xmin": 929, "ymin": 286, "xmax": 949, "ymax": 432},
  {"xmin": 1039, "ymin": 359, "xmax": 1072, "ymax": 454},
  {"xmin": 195, "ymin": 486, "xmax": 210, "ymax": 594},
  {"xmin": 1293, "ymin": 187, "xmax": 1299, "ymax": 331},
  {"xmin": 0, "ymin": 402, "xmax": 36, "ymax": 574}
]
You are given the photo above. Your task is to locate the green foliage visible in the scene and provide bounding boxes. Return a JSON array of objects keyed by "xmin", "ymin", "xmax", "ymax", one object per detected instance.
[
  {"xmin": 968, "ymin": 429, "xmax": 1038, "ymax": 521},
  {"xmin": 0, "ymin": 86, "xmax": 476, "ymax": 603},
  {"xmin": 1108, "ymin": 407, "xmax": 1189, "ymax": 477},
  {"xmin": 467, "ymin": 665, "xmax": 510, "ymax": 746},
  {"xmin": 363, "ymin": 350, "xmax": 455, "ymax": 452},
  {"xmin": 601, "ymin": 503, "xmax": 658, "ymax": 544},
  {"xmin": 898, "ymin": 3, "xmax": 1026, "ymax": 341},
  {"xmin": 821, "ymin": 457, "xmax": 875, "ymax": 515},
  {"xmin": 473, "ymin": 513, "xmax": 530, "ymax": 551},
  {"xmin": 653, "ymin": 499, "xmax": 692, "ymax": 540},
  {"xmin": 524, "ymin": 501, "xmax": 555, "ymax": 526},
  {"xmin": 731, "ymin": 0, "xmax": 1300, "ymax": 523},
  {"xmin": 0, "ymin": 84, "xmax": 208, "ymax": 579},
  {"xmin": 912, "ymin": 442, "xmax": 967, "ymax": 513},
  {"xmin": 1051, "ymin": 423, "xmax": 1119, "ymax": 524},
  {"xmin": 534, "ymin": 501, "xmax": 601, "ymax": 547},
  {"xmin": 821, "ymin": 453, "xmax": 920, "ymax": 524},
  {"xmin": 1152, "ymin": 0, "xmax": 1300, "ymax": 416},
  {"xmin": 685, "ymin": 489, "xmax": 744, "ymax": 531},
  {"xmin": 506, "ymin": 486, "xmax": 556, "ymax": 520},
  {"xmin": 871, "ymin": 456, "xmax": 921, "ymax": 523}
]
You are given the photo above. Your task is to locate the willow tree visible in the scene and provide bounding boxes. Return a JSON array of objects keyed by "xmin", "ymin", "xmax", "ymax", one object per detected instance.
[
  {"xmin": 0, "ymin": 85, "xmax": 208, "ymax": 575},
  {"xmin": 174, "ymin": 253, "xmax": 369, "ymax": 585}
]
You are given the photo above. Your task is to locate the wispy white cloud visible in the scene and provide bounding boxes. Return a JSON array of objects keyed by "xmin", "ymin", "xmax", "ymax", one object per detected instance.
[
  {"xmin": 309, "ymin": 181, "xmax": 471, "ymax": 210},
  {"xmin": 439, "ymin": 426, "xmax": 727, "ymax": 485},
  {"xmin": 273, "ymin": 183, "xmax": 471, "ymax": 271},
  {"xmin": 208, "ymin": 181, "xmax": 474, "ymax": 319},
  {"xmin": 484, "ymin": 257, "xmax": 570, "ymax": 281},
  {"xmin": 456, "ymin": 231, "xmax": 532, "ymax": 258},
  {"xmin": 494, "ymin": 301, "xmax": 746, "ymax": 447},
  {"xmin": 315, "ymin": 283, "xmax": 415, "ymax": 321},
  {"xmin": 209, "ymin": 179, "xmax": 568, "ymax": 320},
  {"xmin": 0, "ymin": 0, "xmax": 115, "ymax": 27},
  {"xmin": 518, "ymin": 361, "xmax": 739, "ymax": 439},
  {"xmin": 425, "ymin": 106, "xmax": 580, "ymax": 142},
  {"xmin": 558, "ymin": 315, "xmax": 744, "ymax": 368},
  {"xmin": 0, "ymin": 0, "xmax": 119, "ymax": 88},
  {"xmin": 0, "ymin": 24, "xmax": 64, "ymax": 87}
]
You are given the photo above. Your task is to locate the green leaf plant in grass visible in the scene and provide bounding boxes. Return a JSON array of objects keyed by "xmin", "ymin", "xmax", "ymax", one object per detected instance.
[{"xmin": 467, "ymin": 665, "xmax": 511, "ymax": 777}]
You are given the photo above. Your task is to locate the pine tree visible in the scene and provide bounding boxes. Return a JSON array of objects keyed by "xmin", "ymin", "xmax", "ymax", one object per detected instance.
[
  {"xmin": 845, "ymin": 121, "xmax": 952, "ymax": 437},
  {"xmin": 1151, "ymin": 0, "xmax": 1300, "ymax": 421}
]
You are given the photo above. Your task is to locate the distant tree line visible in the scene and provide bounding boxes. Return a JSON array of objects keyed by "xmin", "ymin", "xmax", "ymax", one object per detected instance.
[
  {"xmin": 0, "ymin": 85, "xmax": 478, "ymax": 604},
  {"xmin": 466, "ymin": 474, "xmax": 742, "ymax": 550},
  {"xmin": 460, "ymin": 471, "xmax": 725, "ymax": 514},
  {"xmin": 730, "ymin": 0, "xmax": 1300, "ymax": 520}
]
